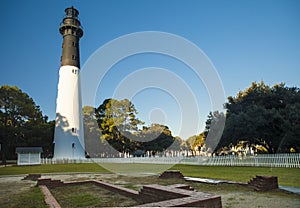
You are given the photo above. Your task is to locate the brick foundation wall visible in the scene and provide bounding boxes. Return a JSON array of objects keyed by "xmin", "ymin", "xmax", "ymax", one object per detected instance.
[
  {"xmin": 159, "ymin": 170, "xmax": 184, "ymax": 179},
  {"xmin": 248, "ymin": 176, "xmax": 278, "ymax": 191},
  {"xmin": 23, "ymin": 174, "xmax": 41, "ymax": 181},
  {"xmin": 138, "ymin": 184, "xmax": 222, "ymax": 207},
  {"xmin": 37, "ymin": 178, "xmax": 222, "ymax": 207},
  {"xmin": 39, "ymin": 185, "xmax": 61, "ymax": 208}
]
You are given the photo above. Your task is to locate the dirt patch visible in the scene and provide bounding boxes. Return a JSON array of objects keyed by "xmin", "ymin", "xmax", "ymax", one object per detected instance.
[
  {"xmin": 0, "ymin": 176, "xmax": 36, "ymax": 198},
  {"xmin": 0, "ymin": 176, "xmax": 45, "ymax": 208},
  {"xmin": 190, "ymin": 183, "xmax": 300, "ymax": 208}
]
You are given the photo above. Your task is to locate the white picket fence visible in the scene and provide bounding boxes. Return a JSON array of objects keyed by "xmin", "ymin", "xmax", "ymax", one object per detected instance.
[
  {"xmin": 179, "ymin": 153, "xmax": 300, "ymax": 168},
  {"xmin": 42, "ymin": 153, "xmax": 300, "ymax": 168}
]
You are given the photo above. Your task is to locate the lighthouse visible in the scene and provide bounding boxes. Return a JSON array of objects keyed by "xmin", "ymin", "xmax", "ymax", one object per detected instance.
[{"xmin": 53, "ymin": 7, "xmax": 85, "ymax": 160}]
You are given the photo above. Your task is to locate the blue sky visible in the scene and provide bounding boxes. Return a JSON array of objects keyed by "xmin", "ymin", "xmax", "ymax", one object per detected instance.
[{"xmin": 1, "ymin": 0, "xmax": 299, "ymax": 139}]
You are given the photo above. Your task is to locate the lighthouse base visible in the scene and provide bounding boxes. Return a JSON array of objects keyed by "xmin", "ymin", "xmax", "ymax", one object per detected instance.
[{"xmin": 53, "ymin": 65, "xmax": 86, "ymax": 160}]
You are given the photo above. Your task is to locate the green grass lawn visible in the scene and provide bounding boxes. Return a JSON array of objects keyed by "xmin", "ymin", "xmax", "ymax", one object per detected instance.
[
  {"xmin": 0, "ymin": 163, "xmax": 110, "ymax": 175},
  {"xmin": 1, "ymin": 163, "xmax": 299, "ymax": 187}
]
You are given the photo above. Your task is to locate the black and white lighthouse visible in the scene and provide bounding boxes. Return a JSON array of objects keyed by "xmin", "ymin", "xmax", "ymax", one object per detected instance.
[{"xmin": 53, "ymin": 7, "xmax": 85, "ymax": 160}]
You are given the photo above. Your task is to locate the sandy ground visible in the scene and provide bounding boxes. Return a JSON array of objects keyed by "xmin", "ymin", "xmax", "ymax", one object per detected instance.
[
  {"xmin": 0, "ymin": 175, "xmax": 36, "ymax": 196},
  {"xmin": 219, "ymin": 189, "xmax": 300, "ymax": 208},
  {"xmin": 0, "ymin": 173, "xmax": 299, "ymax": 208}
]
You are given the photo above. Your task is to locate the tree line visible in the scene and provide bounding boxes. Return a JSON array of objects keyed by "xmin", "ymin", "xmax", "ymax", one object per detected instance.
[
  {"xmin": 1, "ymin": 82, "xmax": 299, "ymax": 162},
  {"xmin": 204, "ymin": 82, "xmax": 300, "ymax": 154},
  {"xmin": 0, "ymin": 86, "xmax": 54, "ymax": 163}
]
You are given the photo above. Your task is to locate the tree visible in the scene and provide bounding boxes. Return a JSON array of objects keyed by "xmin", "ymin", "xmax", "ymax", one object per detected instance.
[
  {"xmin": 95, "ymin": 98, "xmax": 178, "ymax": 157},
  {"xmin": 204, "ymin": 111, "xmax": 226, "ymax": 153},
  {"xmin": 83, "ymin": 106, "xmax": 118, "ymax": 157},
  {"xmin": 216, "ymin": 81, "xmax": 300, "ymax": 153},
  {"xmin": 95, "ymin": 98, "xmax": 144, "ymax": 155},
  {"xmin": 0, "ymin": 85, "xmax": 54, "ymax": 162},
  {"xmin": 168, "ymin": 136, "xmax": 183, "ymax": 152},
  {"xmin": 187, "ymin": 132, "xmax": 206, "ymax": 156},
  {"xmin": 140, "ymin": 124, "xmax": 175, "ymax": 156}
]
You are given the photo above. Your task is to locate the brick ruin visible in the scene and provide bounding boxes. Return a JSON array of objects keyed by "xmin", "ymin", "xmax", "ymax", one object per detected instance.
[
  {"xmin": 158, "ymin": 170, "xmax": 184, "ymax": 179},
  {"xmin": 25, "ymin": 172, "xmax": 280, "ymax": 207},
  {"xmin": 248, "ymin": 175, "xmax": 278, "ymax": 191},
  {"xmin": 36, "ymin": 176, "xmax": 222, "ymax": 207}
]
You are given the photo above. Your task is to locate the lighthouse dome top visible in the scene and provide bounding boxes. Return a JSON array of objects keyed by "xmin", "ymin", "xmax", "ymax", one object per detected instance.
[
  {"xmin": 65, "ymin": 6, "xmax": 79, "ymax": 18},
  {"xmin": 59, "ymin": 6, "xmax": 83, "ymax": 38}
]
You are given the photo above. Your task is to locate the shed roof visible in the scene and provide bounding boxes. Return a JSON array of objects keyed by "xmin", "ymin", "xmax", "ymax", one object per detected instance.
[{"xmin": 16, "ymin": 147, "xmax": 43, "ymax": 153}]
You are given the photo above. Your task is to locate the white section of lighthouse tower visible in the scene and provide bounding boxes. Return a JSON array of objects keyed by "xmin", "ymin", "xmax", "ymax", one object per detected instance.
[{"xmin": 53, "ymin": 7, "xmax": 85, "ymax": 160}]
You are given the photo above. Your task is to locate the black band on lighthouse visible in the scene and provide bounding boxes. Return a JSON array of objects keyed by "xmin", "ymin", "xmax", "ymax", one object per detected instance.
[{"xmin": 59, "ymin": 6, "xmax": 83, "ymax": 68}]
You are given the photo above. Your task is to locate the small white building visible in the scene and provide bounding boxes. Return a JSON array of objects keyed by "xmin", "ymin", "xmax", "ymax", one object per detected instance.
[{"xmin": 16, "ymin": 147, "xmax": 43, "ymax": 166}]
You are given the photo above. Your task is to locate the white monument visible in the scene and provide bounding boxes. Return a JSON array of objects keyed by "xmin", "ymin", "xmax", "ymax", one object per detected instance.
[{"xmin": 53, "ymin": 7, "xmax": 85, "ymax": 160}]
